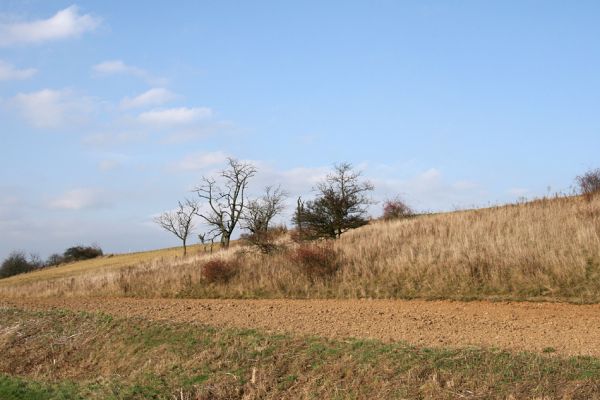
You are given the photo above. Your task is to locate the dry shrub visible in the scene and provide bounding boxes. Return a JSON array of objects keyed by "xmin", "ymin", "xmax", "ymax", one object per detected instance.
[
  {"xmin": 1, "ymin": 195, "xmax": 600, "ymax": 302},
  {"xmin": 201, "ymin": 259, "xmax": 239, "ymax": 284},
  {"xmin": 382, "ymin": 196, "xmax": 413, "ymax": 220},
  {"xmin": 290, "ymin": 243, "xmax": 342, "ymax": 282},
  {"xmin": 241, "ymin": 225, "xmax": 288, "ymax": 254},
  {"xmin": 576, "ymin": 168, "xmax": 600, "ymax": 201}
]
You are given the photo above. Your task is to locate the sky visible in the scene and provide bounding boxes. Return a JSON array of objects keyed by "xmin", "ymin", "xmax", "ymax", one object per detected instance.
[{"xmin": 1, "ymin": 1, "xmax": 599, "ymax": 260}]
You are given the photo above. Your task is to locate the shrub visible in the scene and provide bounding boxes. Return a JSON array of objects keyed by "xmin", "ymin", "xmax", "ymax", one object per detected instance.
[
  {"xmin": 289, "ymin": 243, "xmax": 342, "ymax": 282},
  {"xmin": 0, "ymin": 251, "xmax": 36, "ymax": 278},
  {"xmin": 201, "ymin": 259, "xmax": 239, "ymax": 284},
  {"xmin": 576, "ymin": 168, "xmax": 600, "ymax": 200},
  {"xmin": 241, "ymin": 225, "xmax": 288, "ymax": 254},
  {"xmin": 382, "ymin": 197, "xmax": 413, "ymax": 220},
  {"xmin": 63, "ymin": 245, "xmax": 103, "ymax": 263}
]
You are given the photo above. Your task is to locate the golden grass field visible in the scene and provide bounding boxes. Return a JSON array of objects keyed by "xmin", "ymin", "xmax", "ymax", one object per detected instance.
[{"xmin": 1, "ymin": 194, "xmax": 599, "ymax": 302}]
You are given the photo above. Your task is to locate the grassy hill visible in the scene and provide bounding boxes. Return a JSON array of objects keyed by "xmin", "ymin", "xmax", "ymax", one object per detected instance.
[{"xmin": 1, "ymin": 195, "xmax": 599, "ymax": 302}]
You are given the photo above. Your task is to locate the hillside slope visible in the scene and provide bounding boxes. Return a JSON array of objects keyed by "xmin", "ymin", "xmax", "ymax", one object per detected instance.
[{"xmin": 1, "ymin": 195, "xmax": 599, "ymax": 302}]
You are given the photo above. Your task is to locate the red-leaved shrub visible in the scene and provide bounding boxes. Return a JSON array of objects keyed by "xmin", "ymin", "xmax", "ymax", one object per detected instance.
[
  {"xmin": 289, "ymin": 244, "xmax": 342, "ymax": 282},
  {"xmin": 382, "ymin": 197, "xmax": 413, "ymax": 220},
  {"xmin": 201, "ymin": 259, "xmax": 239, "ymax": 284}
]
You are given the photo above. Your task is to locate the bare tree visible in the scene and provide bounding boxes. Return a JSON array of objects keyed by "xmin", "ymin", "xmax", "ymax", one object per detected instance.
[
  {"xmin": 154, "ymin": 199, "xmax": 199, "ymax": 256},
  {"xmin": 194, "ymin": 158, "xmax": 257, "ymax": 248},
  {"xmin": 576, "ymin": 168, "xmax": 600, "ymax": 200},
  {"xmin": 242, "ymin": 185, "xmax": 287, "ymax": 234},
  {"xmin": 294, "ymin": 162, "xmax": 374, "ymax": 239},
  {"xmin": 241, "ymin": 185, "xmax": 288, "ymax": 253},
  {"xmin": 198, "ymin": 231, "xmax": 220, "ymax": 253}
]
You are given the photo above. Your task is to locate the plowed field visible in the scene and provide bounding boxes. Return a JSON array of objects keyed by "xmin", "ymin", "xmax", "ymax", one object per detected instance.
[{"xmin": 2, "ymin": 297, "xmax": 598, "ymax": 356}]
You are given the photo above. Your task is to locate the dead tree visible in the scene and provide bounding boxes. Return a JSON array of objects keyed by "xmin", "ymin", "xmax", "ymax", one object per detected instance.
[
  {"xmin": 198, "ymin": 231, "xmax": 220, "ymax": 253},
  {"xmin": 242, "ymin": 185, "xmax": 287, "ymax": 234},
  {"xmin": 194, "ymin": 158, "xmax": 257, "ymax": 248},
  {"xmin": 241, "ymin": 185, "xmax": 288, "ymax": 253},
  {"xmin": 154, "ymin": 199, "xmax": 199, "ymax": 256}
]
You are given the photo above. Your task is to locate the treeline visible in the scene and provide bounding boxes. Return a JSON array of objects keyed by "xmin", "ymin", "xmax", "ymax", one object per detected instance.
[
  {"xmin": 155, "ymin": 159, "xmax": 415, "ymax": 256},
  {"xmin": 156, "ymin": 159, "xmax": 600, "ymax": 257},
  {"xmin": 0, "ymin": 245, "xmax": 103, "ymax": 279}
]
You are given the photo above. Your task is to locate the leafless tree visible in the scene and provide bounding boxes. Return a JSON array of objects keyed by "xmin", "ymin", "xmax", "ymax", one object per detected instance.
[
  {"xmin": 154, "ymin": 199, "xmax": 199, "ymax": 256},
  {"xmin": 194, "ymin": 158, "xmax": 257, "ymax": 248},
  {"xmin": 198, "ymin": 231, "xmax": 220, "ymax": 253},
  {"xmin": 242, "ymin": 185, "xmax": 287, "ymax": 234},
  {"xmin": 241, "ymin": 185, "xmax": 288, "ymax": 253},
  {"xmin": 576, "ymin": 168, "xmax": 600, "ymax": 200},
  {"xmin": 294, "ymin": 162, "xmax": 374, "ymax": 239}
]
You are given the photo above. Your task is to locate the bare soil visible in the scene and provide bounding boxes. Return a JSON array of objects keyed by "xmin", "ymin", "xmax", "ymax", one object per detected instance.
[{"xmin": 2, "ymin": 297, "xmax": 599, "ymax": 357}]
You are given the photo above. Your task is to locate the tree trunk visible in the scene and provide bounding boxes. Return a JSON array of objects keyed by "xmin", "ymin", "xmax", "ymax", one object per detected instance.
[
  {"xmin": 221, "ymin": 233, "xmax": 231, "ymax": 248},
  {"xmin": 182, "ymin": 239, "xmax": 187, "ymax": 256}
]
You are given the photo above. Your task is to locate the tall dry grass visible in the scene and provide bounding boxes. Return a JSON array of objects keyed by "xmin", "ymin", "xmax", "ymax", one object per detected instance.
[{"xmin": 1, "ymin": 195, "xmax": 599, "ymax": 302}]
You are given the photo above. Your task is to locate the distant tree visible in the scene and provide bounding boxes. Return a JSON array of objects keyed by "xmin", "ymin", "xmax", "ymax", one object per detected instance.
[
  {"xmin": 198, "ymin": 231, "xmax": 220, "ymax": 254},
  {"xmin": 242, "ymin": 185, "xmax": 287, "ymax": 234},
  {"xmin": 294, "ymin": 163, "xmax": 374, "ymax": 239},
  {"xmin": 194, "ymin": 158, "xmax": 257, "ymax": 249},
  {"xmin": 382, "ymin": 196, "xmax": 413, "ymax": 220},
  {"xmin": 0, "ymin": 251, "xmax": 36, "ymax": 279},
  {"xmin": 63, "ymin": 245, "xmax": 103, "ymax": 262},
  {"xmin": 241, "ymin": 186, "xmax": 288, "ymax": 253},
  {"xmin": 576, "ymin": 168, "xmax": 600, "ymax": 200},
  {"xmin": 154, "ymin": 199, "xmax": 199, "ymax": 256},
  {"xmin": 46, "ymin": 253, "xmax": 65, "ymax": 267}
]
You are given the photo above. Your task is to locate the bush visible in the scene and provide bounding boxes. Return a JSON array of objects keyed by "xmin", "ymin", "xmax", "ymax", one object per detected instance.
[
  {"xmin": 576, "ymin": 168, "xmax": 600, "ymax": 200},
  {"xmin": 289, "ymin": 244, "xmax": 342, "ymax": 282},
  {"xmin": 201, "ymin": 259, "xmax": 239, "ymax": 284},
  {"xmin": 0, "ymin": 251, "xmax": 36, "ymax": 278},
  {"xmin": 63, "ymin": 245, "xmax": 103, "ymax": 263},
  {"xmin": 382, "ymin": 197, "xmax": 413, "ymax": 220},
  {"xmin": 241, "ymin": 225, "xmax": 288, "ymax": 253}
]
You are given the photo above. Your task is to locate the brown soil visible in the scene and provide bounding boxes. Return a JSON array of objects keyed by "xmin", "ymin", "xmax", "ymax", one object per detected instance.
[{"xmin": 2, "ymin": 297, "xmax": 599, "ymax": 357}]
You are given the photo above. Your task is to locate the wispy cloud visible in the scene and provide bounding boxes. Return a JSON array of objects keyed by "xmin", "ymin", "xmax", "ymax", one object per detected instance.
[
  {"xmin": 11, "ymin": 88, "xmax": 93, "ymax": 129},
  {"xmin": 120, "ymin": 88, "xmax": 177, "ymax": 109},
  {"xmin": 171, "ymin": 151, "xmax": 229, "ymax": 171},
  {"xmin": 138, "ymin": 107, "xmax": 212, "ymax": 126},
  {"xmin": 93, "ymin": 60, "xmax": 166, "ymax": 85},
  {"xmin": 98, "ymin": 159, "xmax": 121, "ymax": 172},
  {"xmin": 82, "ymin": 131, "xmax": 147, "ymax": 148},
  {"xmin": 0, "ymin": 6, "xmax": 100, "ymax": 47},
  {"xmin": 49, "ymin": 188, "xmax": 111, "ymax": 210},
  {"xmin": 0, "ymin": 60, "xmax": 37, "ymax": 80}
]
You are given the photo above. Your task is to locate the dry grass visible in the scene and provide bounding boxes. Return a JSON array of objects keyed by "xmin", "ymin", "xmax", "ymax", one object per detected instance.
[
  {"xmin": 0, "ymin": 244, "xmax": 207, "ymax": 288},
  {"xmin": 1, "ymin": 307, "xmax": 600, "ymax": 399},
  {"xmin": 1, "ymin": 195, "xmax": 599, "ymax": 302}
]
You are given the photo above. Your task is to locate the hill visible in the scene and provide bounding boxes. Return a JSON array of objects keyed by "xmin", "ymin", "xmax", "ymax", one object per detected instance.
[{"xmin": 1, "ymin": 195, "xmax": 599, "ymax": 303}]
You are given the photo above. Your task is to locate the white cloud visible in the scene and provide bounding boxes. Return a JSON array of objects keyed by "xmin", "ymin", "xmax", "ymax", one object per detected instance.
[
  {"xmin": 371, "ymin": 167, "xmax": 485, "ymax": 212},
  {"xmin": 98, "ymin": 159, "xmax": 121, "ymax": 171},
  {"xmin": 172, "ymin": 151, "xmax": 229, "ymax": 171},
  {"xmin": 0, "ymin": 60, "xmax": 37, "ymax": 80},
  {"xmin": 0, "ymin": 6, "xmax": 100, "ymax": 47},
  {"xmin": 11, "ymin": 89, "xmax": 92, "ymax": 129},
  {"xmin": 82, "ymin": 131, "xmax": 147, "ymax": 147},
  {"xmin": 93, "ymin": 60, "xmax": 166, "ymax": 85},
  {"xmin": 49, "ymin": 188, "xmax": 110, "ymax": 210},
  {"xmin": 138, "ymin": 107, "xmax": 212, "ymax": 125},
  {"xmin": 120, "ymin": 88, "xmax": 176, "ymax": 109}
]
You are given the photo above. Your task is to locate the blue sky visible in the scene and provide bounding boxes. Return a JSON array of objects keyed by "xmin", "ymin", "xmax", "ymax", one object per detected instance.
[{"xmin": 1, "ymin": 1, "xmax": 599, "ymax": 259}]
